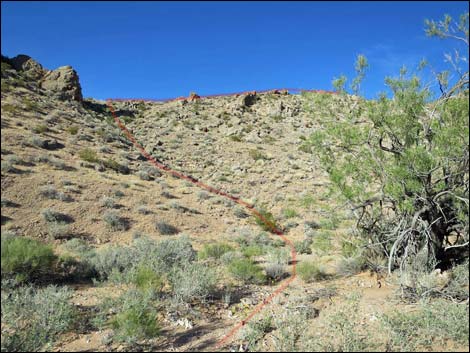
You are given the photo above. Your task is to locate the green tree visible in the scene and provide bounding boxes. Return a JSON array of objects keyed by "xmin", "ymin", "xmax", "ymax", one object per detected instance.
[{"xmin": 304, "ymin": 12, "xmax": 469, "ymax": 276}]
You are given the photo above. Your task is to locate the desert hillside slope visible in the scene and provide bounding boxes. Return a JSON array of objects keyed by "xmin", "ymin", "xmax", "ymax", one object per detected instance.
[{"xmin": 1, "ymin": 55, "xmax": 468, "ymax": 352}]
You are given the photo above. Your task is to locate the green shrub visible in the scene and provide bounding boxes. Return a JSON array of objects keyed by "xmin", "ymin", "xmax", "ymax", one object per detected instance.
[
  {"xmin": 198, "ymin": 242, "xmax": 234, "ymax": 260},
  {"xmin": 254, "ymin": 208, "xmax": 278, "ymax": 233},
  {"xmin": 228, "ymin": 258, "xmax": 266, "ymax": 284},
  {"xmin": 67, "ymin": 126, "xmax": 79, "ymax": 135},
  {"xmin": 155, "ymin": 221, "xmax": 179, "ymax": 235},
  {"xmin": 103, "ymin": 211, "xmax": 129, "ymax": 231},
  {"xmin": 249, "ymin": 149, "xmax": 268, "ymax": 160},
  {"xmin": 131, "ymin": 265, "xmax": 164, "ymax": 292},
  {"xmin": 88, "ymin": 245, "xmax": 134, "ymax": 281},
  {"xmin": 1, "ymin": 285, "xmax": 76, "ymax": 352},
  {"xmin": 381, "ymin": 300, "xmax": 469, "ymax": 350},
  {"xmin": 242, "ymin": 245, "xmax": 266, "ymax": 258},
  {"xmin": 282, "ymin": 208, "xmax": 298, "ymax": 219},
  {"xmin": 170, "ymin": 262, "xmax": 217, "ymax": 302},
  {"xmin": 32, "ymin": 124, "xmax": 48, "ymax": 134},
  {"xmin": 1, "ymin": 236, "xmax": 56, "ymax": 282},
  {"xmin": 103, "ymin": 158, "xmax": 130, "ymax": 174},
  {"xmin": 336, "ymin": 256, "xmax": 366, "ymax": 277},
  {"xmin": 294, "ymin": 238, "xmax": 313, "ymax": 254},
  {"xmin": 297, "ymin": 261, "xmax": 327, "ymax": 283},
  {"xmin": 78, "ymin": 148, "xmax": 99, "ymax": 163},
  {"xmin": 108, "ymin": 290, "xmax": 160, "ymax": 344}
]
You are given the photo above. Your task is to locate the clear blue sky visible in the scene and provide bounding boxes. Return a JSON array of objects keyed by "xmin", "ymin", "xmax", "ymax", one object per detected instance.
[{"xmin": 1, "ymin": 1, "xmax": 468, "ymax": 100}]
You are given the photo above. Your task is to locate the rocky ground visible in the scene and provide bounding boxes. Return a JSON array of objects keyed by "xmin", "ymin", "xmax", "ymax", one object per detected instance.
[{"xmin": 1, "ymin": 55, "xmax": 468, "ymax": 352}]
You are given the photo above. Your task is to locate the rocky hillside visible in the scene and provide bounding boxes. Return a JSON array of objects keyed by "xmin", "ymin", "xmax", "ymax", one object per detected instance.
[{"xmin": 1, "ymin": 55, "xmax": 468, "ymax": 352}]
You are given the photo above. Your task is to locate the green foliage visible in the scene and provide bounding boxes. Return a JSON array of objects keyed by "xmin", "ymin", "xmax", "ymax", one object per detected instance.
[
  {"xmin": 67, "ymin": 126, "xmax": 79, "ymax": 135},
  {"xmin": 131, "ymin": 265, "xmax": 164, "ymax": 292},
  {"xmin": 1, "ymin": 284, "xmax": 76, "ymax": 352},
  {"xmin": 1, "ymin": 236, "xmax": 56, "ymax": 282},
  {"xmin": 304, "ymin": 12, "xmax": 469, "ymax": 275},
  {"xmin": 169, "ymin": 262, "xmax": 217, "ymax": 302},
  {"xmin": 228, "ymin": 258, "xmax": 266, "ymax": 284},
  {"xmin": 381, "ymin": 300, "xmax": 469, "ymax": 350},
  {"xmin": 198, "ymin": 242, "xmax": 234, "ymax": 260},
  {"xmin": 108, "ymin": 289, "xmax": 160, "ymax": 344},
  {"xmin": 253, "ymin": 208, "xmax": 278, "ymax": 233},
  {"xmin": 297, "ymin": 261, "xmax": 328, "ymax": 283},
  {"xmin": 78, "ymin": 148, "xmax": 99, "ymax": 163},
  {"xmin": 32, "ymin": 124, "xmax": 48, "ymax": 134},
  {"xmin": 103, "ymin": 211, "xmax": 129, "ymax": 231}
]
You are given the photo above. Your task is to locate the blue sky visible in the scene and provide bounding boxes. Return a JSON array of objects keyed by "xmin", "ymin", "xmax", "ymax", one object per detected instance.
[{"xmin": 1, "ymin": 1, "xmax": 468, "ymax": 100}]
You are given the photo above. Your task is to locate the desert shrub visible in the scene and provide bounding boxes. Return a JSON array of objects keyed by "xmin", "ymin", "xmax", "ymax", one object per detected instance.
[
  {"xmin": 169, "ymin": 262, "xmax": 217, "ymax": 302},
  {"xmin": 306, "ymin": 293, "xmax": 375, "ymax": 352},
  {"xmin": 47, "ymin": 222, "xmax": 70, "ymax": 240},
  {"xmin": 297, "ymin": 261, "xmax": 327, "ymax": 283},
  {"xmin": 443, "ymin": 260, "xmax": 469, "ymax": 300},
  {"xmin": 311, "ymin": 231, "xmax": 332, "ymax": 253},
  {"xmin": 39, "ymin": 185, "xmax": 70, "ymax": 201},
  {"xmin": 137, "ymin": 170, "xmax": 151, "ymax": 180},
  {"xmin": 103, "ymin": 158, "xmax": 130, "ymax": 174},
  {"xmin": 234, "ymin": 206, "xmax": 249, "ymax": 218},
  {"xmin": 62, "ymin": 238, "xmax": 91, "ymax": 254},
  {"xmin": 282, "ymin": 208, "xmax": 298, "ymax": 219},
  {"xmin": 1, "ymin": 284, "xmax": 76, "ymax": 352},
  {"xmin": 381, "ymin": 299, "xmax": 469, "ymax": 350},
  {"xmin": 294, "ymin": 238, "xmax": 313, "ymax": 254},
  {"xmin": 265, "ymin": 263, "xmax": 286, "ymax": 281},
  {"xmin": 265, "ymin": 247, "xmax": 290, "ymax": 265},
  {"xmin": 103, "ymin": 211, "xmax": 129, "ymax": 231},
  {"xmin": 197, "ymin": 190, "xmax": 211, "ymax": 201},
  {"xmin": 67, "ymin": 126, "xmax": 79, "ymax": 135},
  {"xmin": 198, "ymin": 242, "xmax": 234, "ymax": 260},
  {"xmin": 24, "ymin": 135, "xmax": 47, "ymax": 148},
  {"xmin": 155, "ymin": 221, "xmax": 179, "ymax": 235},
  {"xmin": 228, "ymin": 258, "xmax": 266, "ymax": 284},
  {"xmin": 241, "ymin": 245, "xmax": 266, "ymax": 258},
  {"xmin": 130, "ymin": 265, "xmax": 165, "ymax": 292},
  {"xmin": 249, "ymin": 149, "xmax": 268, "ymax": 160},
  {"xmin": 41, "ymin": 208, "xmax": 71, "ymax": 223},
  {"xmin": 336, "ymin": 256, "xmax": 366, "ymax": 277},
  {"xmin": 253, "ymin": 208, "xmax": 278, "ymax": 233},
  {"xmin": 240, "ymin": 315, "xmax": 274, "ymax": 350},
  {"xmin": 1, "ymin": 236, "xmax": 56, "ymax": 282},
  {"xmin": 134, "ymin": 236, "xmax": 196, "ymax": 273},
  {"xmin": 107, "ymin": 289, "xmax": 160, "ymax": 344},
  {"xmin": 88, "ymin": 245, "xmax": 134, "ymax": 281},
  {"xmin": 136, "ymin": 204, "xmax": 151, "ymax": 214},
  {"xmin": 220, "ymin": 250, "xmax": 244, "ymax": 265},
  {"xmin": 32, "ymin": 124, "xmax": 48, "ymax": 134},
  {"xmin": 1, "ymin": 160, "xmax": 15, "ymax": 173},
  {"xmin": 78, "ymin": 148, "xmax": 99, "ymax": 163},
  {"xmin": 100, "ymin": 196, "xmax": 117, "ymax": 208}
]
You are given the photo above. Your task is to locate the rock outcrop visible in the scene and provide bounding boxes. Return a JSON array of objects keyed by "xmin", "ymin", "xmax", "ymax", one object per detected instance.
[
  {"xmin": 40, "ymin": 65, "xmax": 83, "ymax": 101},
  {"xmin": 7, "ymin": 54, "xmax": 83, "ymax": 101}
]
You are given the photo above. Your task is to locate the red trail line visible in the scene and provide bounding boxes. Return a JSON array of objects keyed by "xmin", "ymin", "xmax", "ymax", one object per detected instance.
[{"xmin": 105, "ymin": 89, "xmax": 333, "ymax": 349}]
